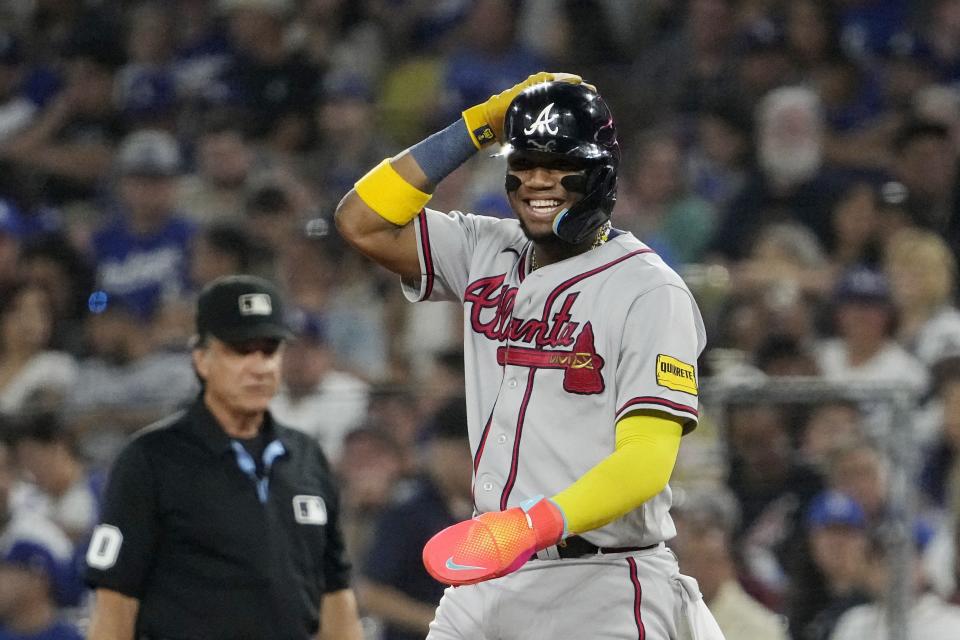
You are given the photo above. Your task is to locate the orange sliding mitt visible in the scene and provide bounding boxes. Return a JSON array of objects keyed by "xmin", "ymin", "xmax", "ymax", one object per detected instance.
[{"xmin": 423, "ymin": 495, "xmax": 566, "ymax": 586}]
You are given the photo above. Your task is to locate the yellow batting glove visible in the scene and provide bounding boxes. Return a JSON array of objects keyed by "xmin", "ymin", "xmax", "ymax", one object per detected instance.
[{"xmin": 462, "ymin": 72, "xmax": 589, "ymax": 148}]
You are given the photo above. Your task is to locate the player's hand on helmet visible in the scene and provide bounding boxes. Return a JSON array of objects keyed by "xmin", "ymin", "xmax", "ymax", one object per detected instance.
[
  {"xmin": 462, "ymin": 72, "xmax": 593, "ymax": 148},
  {"xmin": 422, "ymin": 495, "xmax": 566, "ymax": 586}
]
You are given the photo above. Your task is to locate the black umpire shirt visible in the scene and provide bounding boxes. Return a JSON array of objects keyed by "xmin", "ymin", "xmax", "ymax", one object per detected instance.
[{"xmin": 85, "ymin": 397, "xmax": 351, "ymax": 640}]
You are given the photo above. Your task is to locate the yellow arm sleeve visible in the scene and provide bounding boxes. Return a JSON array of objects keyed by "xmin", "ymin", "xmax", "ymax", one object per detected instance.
[{"xmin": 550, "ymin": 413, "xmax": 683, "ymax": 535}]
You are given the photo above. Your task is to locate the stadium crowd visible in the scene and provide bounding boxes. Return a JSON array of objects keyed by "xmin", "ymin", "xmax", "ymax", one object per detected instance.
[{"xmin": 2, "ymin": 0, "xmax": 960, "ymax": 638}]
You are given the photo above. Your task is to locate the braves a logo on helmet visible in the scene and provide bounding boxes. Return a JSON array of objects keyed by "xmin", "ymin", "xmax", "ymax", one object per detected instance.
[{"xmin": 523, "ymin": 103, "xmax": 559, "ymax": 136}]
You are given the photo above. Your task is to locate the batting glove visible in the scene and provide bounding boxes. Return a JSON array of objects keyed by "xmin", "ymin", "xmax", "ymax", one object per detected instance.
[
  {"xmin": 461, "ymin": 72, "xmax": 591, "ymax": 148},
  {"xmin": 422, "ymin": 495, "xmax": 567, "ymax": 586}
]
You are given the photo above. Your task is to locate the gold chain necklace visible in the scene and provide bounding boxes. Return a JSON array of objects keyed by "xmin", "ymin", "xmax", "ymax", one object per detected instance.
[{"xmin": 531, "ymin": 222, "xmax": 612, "ymax": 272}]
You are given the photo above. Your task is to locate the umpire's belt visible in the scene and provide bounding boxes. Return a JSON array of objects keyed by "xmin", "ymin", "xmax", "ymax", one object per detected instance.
[{"xmin": 531, "ymin": 535, "xmax": 660, "ymax": 560}]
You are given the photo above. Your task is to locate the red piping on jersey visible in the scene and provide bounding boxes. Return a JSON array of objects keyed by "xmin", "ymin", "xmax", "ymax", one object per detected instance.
[
  {"xmin": 418, "ymin": 210, "xmax": 435, "ymax": 300},
  {"xmin": 618, "ymin": 396, "xmax": 698, "ymax": 418},
  {"xmin": 627, "ymin": 557, "xmax": 646, "ymax": 640},
  {"xmin": 538, "ymin": 249, "xmax": 653, "ymax": 324},
  {"xmin": 518, "ymin": 247, "xmax": 528, "ymax": 283},
  {"xmin": 500, "ymin": 368, "xmax": 537, "ymax": 510},
  {"xmin": 473, "ymin": 410, "xmax": 495, "ymax": 473}
]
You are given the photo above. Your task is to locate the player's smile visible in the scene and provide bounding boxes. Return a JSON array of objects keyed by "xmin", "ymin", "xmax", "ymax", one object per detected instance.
[
  {"xmin": 520, "ymin": 195, "xmax": 569, "ymax": 221},
  {"xmin": 507, "ymin": 151, "xmax": 585, "ymax": 235}
]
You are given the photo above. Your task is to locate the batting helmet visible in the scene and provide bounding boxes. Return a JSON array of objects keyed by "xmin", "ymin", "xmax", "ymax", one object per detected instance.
[{"xmin": 503, "ymin": 81, "xmax": 619, "ymax": 244}]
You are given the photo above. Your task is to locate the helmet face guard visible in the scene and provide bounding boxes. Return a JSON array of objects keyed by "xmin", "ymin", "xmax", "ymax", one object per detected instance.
[{"xmin": 503, "ymin": 81, "xmax": 619, "ymax": 244}]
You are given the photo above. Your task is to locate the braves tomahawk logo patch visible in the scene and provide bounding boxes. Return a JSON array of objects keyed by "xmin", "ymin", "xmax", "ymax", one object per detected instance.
[
  {"xmin": 563, "ymin": 322, "xmax": 604, "ymax": 393},
  {"xmin": 496, "ymin": 322, "xmax": 605, "ymax": 395}
]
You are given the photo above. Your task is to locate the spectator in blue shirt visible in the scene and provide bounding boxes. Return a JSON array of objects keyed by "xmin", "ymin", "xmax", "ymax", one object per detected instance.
[
  {"xmin": 0, "ymin": 541, "xmax": 83, "ymax": 640},
  {"xmin": 92, "ymin": 129, "xmax": 196, "ymax": 320}
]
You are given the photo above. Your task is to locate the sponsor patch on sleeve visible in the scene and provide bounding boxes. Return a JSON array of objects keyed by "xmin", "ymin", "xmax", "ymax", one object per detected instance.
[
  {"xmin": 656, "ymin": 354, "xmax": 698, "ymax": 396},
  {"xmin": 472, "ymin": 124, "xmax": 495, "ymax": 145}
]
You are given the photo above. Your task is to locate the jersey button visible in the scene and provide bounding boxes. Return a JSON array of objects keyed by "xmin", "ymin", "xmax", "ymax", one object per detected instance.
[
  {"xmin": 497, "ymin": 434, "xmax": 507, "ymax": 444},
  {"xmin": 482, "ymin": 481, "xmax": 494, "ymax": 491},
  {"xmin": 507, "ymin": 378, "xmax": 518, "ymax": 389}
]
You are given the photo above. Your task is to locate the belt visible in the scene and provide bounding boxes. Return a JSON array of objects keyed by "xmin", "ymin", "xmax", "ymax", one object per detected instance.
[{"xmin": 531, "ymin": 536, "xmax": 659, "ymax": 560}]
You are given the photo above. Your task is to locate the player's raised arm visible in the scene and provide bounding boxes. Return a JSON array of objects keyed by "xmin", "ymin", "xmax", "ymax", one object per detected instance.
[
  {"xmin": 334, "ymin": 71, "xmax": 588, "ymax": 280},
  {"xmin": 333, "ymin": 153, "xmax": 431, "ymax": 281}
]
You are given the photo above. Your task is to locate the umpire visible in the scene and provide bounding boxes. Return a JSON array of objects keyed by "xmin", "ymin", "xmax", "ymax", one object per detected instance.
[{"xmin": 84, "ymin": 275, "xmax": 363, "ymax": 640}]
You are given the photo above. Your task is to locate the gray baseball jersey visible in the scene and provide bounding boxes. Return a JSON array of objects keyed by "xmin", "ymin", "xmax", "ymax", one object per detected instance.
[{"xmin": 402, "ymin": 209, "xmax": 706, "ymax": 548}]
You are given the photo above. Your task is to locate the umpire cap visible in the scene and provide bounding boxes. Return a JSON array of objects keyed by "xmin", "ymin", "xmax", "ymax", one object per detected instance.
[{"xmin": 196, "ymin": 275, "xmax": 293, "ymax": 343}]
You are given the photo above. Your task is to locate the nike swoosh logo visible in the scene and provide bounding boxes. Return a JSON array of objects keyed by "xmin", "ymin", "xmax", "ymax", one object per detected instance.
[{"xmin": 445, "ymin": 557, "xmax": 486, "ymax": 571}]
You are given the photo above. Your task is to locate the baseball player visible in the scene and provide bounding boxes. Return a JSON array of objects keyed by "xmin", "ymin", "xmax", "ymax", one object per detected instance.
[{"xmin": 336, "ymin": 73, "xmax": 724, "ymax": 639}]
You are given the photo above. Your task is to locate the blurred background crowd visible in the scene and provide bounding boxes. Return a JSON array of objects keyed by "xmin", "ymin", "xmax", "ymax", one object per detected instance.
[{"xmin": 2, "ymin": 0, "xmax": 960, "ymax": 639}]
